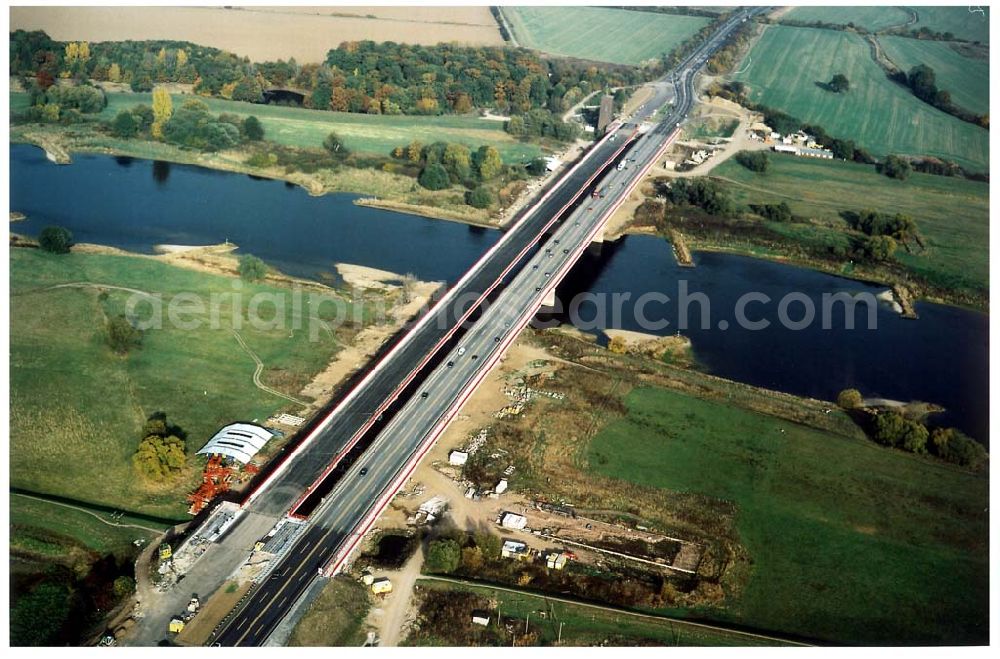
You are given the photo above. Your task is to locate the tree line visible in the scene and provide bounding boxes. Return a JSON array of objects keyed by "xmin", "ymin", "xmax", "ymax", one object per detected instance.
[
  {"xmin": 10, "ymin": 29, "xmax": 645, "ymax": 119},
  {"xmin": 888, "ymin": 63, "xmax": 989, "ymax": 129},
  {"xmin": 837, "ymin": 389, "xmax": 987, "ymax": 470},
  {"xmin": 709, "ymin": 80, "xmax": 987, "ymax": 180},
  {"xmin": 659, "ymin": 173, "xmax": 921, "ymax": 264}
]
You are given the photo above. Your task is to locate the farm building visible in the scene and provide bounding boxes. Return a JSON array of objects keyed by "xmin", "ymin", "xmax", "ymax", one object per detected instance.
[
  {"xmin": 197, "ymin": 423, "xmax": 274, "ymax": 465},
  {"xmin": 798, "ymin": 146, "xmax": 834, "ymax": 159},
  {"xmin": 772, "ymin": 144, "xmax": 834, "ymax": 159}
]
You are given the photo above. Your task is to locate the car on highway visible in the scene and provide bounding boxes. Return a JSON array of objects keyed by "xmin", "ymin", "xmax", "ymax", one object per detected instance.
[
  {"xmin": 447, "ymin": 361, "xmax": 454, "ymax": 368},
  {"xmin": 420, "ymin": 391, "xmax": 429, "ymax": 399},
  {"xmin": 359, "ymin": 467, "xmax": 368, "ymax": 476},
  {"xmin": 457, "ymin": 347, "xmax": 466, "ymax": 356}
]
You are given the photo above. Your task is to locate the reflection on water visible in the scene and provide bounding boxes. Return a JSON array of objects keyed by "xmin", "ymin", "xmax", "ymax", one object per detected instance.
[{"xmin": 151, "ymin": 159, "xmax": 170, "ymax": 185}]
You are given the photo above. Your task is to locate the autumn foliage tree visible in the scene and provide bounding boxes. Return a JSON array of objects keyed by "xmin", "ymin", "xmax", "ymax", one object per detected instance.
[
  {"xmin": 133, "ymin": 413, "xmax": 186, "ymax": 481},
  {"xmin": 151, "ymin": 86, "xmax": 172, "ymax": 139}
]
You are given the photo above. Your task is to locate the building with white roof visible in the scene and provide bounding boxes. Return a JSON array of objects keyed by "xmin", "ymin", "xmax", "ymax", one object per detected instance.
[
  {"xmin": 196, "ymin": 423, "xmax": 274, "ymax": 465},
  {"xmin": 500, "ymin": 512, "xmax": 528, "ymax": 530}
]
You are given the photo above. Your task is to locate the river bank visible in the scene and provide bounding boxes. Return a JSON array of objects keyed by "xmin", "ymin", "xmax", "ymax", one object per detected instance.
[
  {"xmin": 610, "ymin": 222, "xmax": 988, "ymax": 315},
  {"xmin": 10, "ymin": 141, "xmax": 987, "ymax": 443},
  {"xmin": 10, "ymin": 124, "xmax": 506, "ymax": 228}
]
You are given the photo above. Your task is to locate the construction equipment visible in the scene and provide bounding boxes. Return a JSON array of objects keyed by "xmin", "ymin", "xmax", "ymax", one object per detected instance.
[{"xmin": 187, "ymin": 455, "xmax": 235, "ymax": 515}]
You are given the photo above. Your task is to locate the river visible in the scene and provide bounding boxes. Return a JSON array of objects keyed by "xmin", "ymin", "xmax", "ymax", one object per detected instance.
[{"xmin": 9, "ymin": 144, "xmax": 988, "ymax": 442}]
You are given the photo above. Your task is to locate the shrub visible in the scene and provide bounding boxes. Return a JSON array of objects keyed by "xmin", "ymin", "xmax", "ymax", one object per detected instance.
[
  {"xmin": 110, "ymin": 109, "xmax": 141, "ymax": 138},
  {"xmin": 133, "ymin": 413, "xmax": 186, "ymax": 481},
  {"xmin": 425, "ymin": 538, "xmax": 462, "ymax": 573},
  {"xmin": 465, "ymin": 185, "xmax": 495, "ymax": 209},
  {"xmin": 418, "ymin": 163, "xmax": 450, "ymax": 191},
  {"xmin": 930, "ymin": 428, "xmax": 988, "ymax": 470},
  {"xmin": 242, "ymin": 115, "xmax": 264, "ymax": 141},
  {"xmin": 749, "ymin": 202, "xmax": 793, "ymax": 223},
  {"xmin": 107, "ymin": 314, "xmax": 142, "ymax": 355},
  {"xmin": 861, "ymin": 235, "xmax": 897, "ymax": 262},
  {"xmin": 827, "ymin": 73, "xmax": 850, "ymax": 93},
  {"xmin": 323, "ymin": 131, "xmax": 350, "ymax": 157},
  {"xmin": 38, "ymin": 226, "xmax": 73, "ymax": 253},
  {"xmin": 880, "ymin": 154, "xmax": 911, "ymax": 180},
  {"xmin": 734, "ymin": 150, "xmax": 769, "ymax": 173},
  {"xmin": 238, "ymin": 254, "xmax": 267, "ymax": 282},
  {"xmin": 837, "ymin": 388, "xmax": 863, "ymax": 409},
  {"xmin": 133, "ymin": 434, "xmax": 186, "ymax": 480}
]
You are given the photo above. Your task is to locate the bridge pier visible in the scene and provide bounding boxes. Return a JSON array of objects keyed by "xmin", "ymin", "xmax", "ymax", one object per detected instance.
[
  {"xmin": 591, "ymin": 225, "xmax": 606, "ymax": 244},
  {"xmin": 540, "ymin": 288, "xmax": 558, "ymax": 309}
]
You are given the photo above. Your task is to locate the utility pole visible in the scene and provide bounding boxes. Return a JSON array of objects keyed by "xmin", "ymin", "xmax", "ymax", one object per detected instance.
[
  {"xmin": 524, "ymin": 611, "xmax": 531, "ymax": 634},
  {"xmin": 558, "ymin": 621, "xmax": 564, "ymax": 644}
]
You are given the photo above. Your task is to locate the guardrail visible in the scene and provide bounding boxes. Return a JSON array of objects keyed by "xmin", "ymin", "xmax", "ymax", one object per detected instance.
[
  {"xmin": 319, "ymin": 123, "xmax": 684, "ymax": 579},
  {"xmin": 280, "ymin": 128, "xmax": 639, "ymax": 517}
]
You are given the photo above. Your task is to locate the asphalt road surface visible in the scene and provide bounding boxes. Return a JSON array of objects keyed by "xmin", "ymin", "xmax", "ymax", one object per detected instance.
[
  {"xmin": 245, "ymin": 113, "xmax": 635, "ymax": 519},
  {"xmin": 214, "ymin": 7, "xmax": 762, "ymax": 646}
]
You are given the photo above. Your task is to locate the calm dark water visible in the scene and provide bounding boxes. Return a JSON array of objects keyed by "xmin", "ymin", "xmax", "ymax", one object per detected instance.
[
  {"xmin": 9, "ymin": 144, "xmax": 498, "ymax": 283},
  {"xmin": 10, "ymin": 144, "xmax": 988, "ymax": 442},
  {"xmin": 550, "ymin": 237, "xmax": 988, "ymax": 443}
]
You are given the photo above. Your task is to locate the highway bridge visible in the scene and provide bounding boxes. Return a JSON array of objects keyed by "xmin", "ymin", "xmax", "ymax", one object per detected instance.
[{"xmin": 209, "ymin": 7, "xmax": 762, "ymax": 646}]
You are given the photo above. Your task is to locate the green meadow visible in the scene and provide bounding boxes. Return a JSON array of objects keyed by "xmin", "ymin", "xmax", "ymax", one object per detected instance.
[
  {"xmin": 588, "ymin": 387, "xmax": 988, "ymax": 644},
  {"xmin": 504, "ymin": 6, "xmax": 710, "ymax": 66},
  {"xmin": 10, "ymin": 249, "xmax": 348, "ymax": 517},
  {"xmin": 712, "ymin": 154, "xmax": 989, "ymax": 298},
  {"xmin": 733, "ymin": 25, "xmax": 989, "ymax": 171}
]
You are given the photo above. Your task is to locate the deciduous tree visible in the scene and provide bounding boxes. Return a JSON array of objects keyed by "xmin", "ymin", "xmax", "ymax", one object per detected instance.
[{"xmin": 38, "ymin": 226, "xmax": 73, "ymax": 254}]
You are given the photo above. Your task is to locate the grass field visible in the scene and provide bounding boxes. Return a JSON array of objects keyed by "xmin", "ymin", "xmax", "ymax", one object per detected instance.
[
  {"xmin": 711, "ymin": 154, "xmax": 990, "ymax": 297},
  {"xmin": 10, "ymin": 249, "xmax": 347, "ymax": 518},
  {"xmin": 289, "ymin": 576, "xmax": 371, "ymax": 646},
  {"xmin": 587, "ymin": 387, "xmax": 988, "ymax": 644},
  {"xmin": 103, "ymin": 94, "xmax": 540, "ymax": 162},
  {"xmin": 10, "ymin": 92, "xmax": 540, "ymax": 162},
  {"xmin": 784, "ymin": 5, "xmax": 913, "ymax": 31},
  {"xmin": 10, "ymin": 494, "xmax": 160, "ymax": 558},
  {"xmin": 413, "ymin": 579, "xmax": 786, "ymax": 646},
  {"xmin": 503, "ymin": 6, "xmax": 711, "ymax": 66},
  {"xmin": 910, "ymin": 6, "xmax": 990, "ymax": 43},
  {"xmin": 733, "ymin": 25, "xmax": 989, "ymax": 171},
  {"xmin": 878, "ymin": 35, "xmax": 989, "ymax": 115}
]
